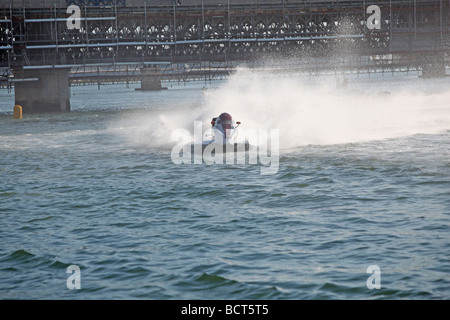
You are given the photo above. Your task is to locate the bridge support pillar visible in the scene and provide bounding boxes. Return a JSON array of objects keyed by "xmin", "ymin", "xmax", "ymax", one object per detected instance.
[
  {"xmin": 137, "ymin": 76, "xmax": 166, "ymax": 91},
  {"xmin": 421, "ymin": 52, "xmax": 446, "ymax": 78},
  {"xmin": 136, "ymin": 66, "xmax": 167, "ymax": 91},
  {"xmin": 13, "ymin": 68, "xmax": 70, "ymax": 113}
]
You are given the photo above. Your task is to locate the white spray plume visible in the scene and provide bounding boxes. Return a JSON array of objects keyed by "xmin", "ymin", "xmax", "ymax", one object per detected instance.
[
  {"xmin": 201, "ymin": 68, "xmax": 450, "ymax": 150},
  {"xmin": 116, "ymin": 67, "xmax": 450, "ymax": 152}
]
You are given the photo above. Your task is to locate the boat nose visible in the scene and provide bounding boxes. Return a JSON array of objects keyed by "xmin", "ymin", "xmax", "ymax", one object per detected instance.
[{"xmin": 223, "ymin": 125, "xmax": 232, "ymax": 139}]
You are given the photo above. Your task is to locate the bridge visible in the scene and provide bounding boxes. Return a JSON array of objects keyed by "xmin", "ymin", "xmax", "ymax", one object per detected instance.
[{"xmin": 1, "ymin": 0, "xmax": 449, "ymax": 113}]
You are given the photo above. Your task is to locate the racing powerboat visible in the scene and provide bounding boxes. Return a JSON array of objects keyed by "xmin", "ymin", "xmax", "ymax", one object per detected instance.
[{"xmin": 192, "ymin": 112, "xmax": 250, "ymax": 153}]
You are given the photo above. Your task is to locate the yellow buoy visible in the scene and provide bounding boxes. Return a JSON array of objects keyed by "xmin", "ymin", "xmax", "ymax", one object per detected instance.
[{"xmin": 13, "ymin": 105, "xmax": 22, "ymax": 119}]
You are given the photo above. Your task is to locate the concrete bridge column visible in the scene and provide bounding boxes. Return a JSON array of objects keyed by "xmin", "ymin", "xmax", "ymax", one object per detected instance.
[
  {"xmin": 136, "ymin": 66, "xmax": 167, "ymax": 91},
  {"xmin": 13, "ymin": 67, "xmax": 70, "ymax": 114},
  {"xmin": 139, "ymin": 76, "xmax": 164, "ymax": 91},
  {"xmin": 421, "ymin": 52, "xmax": 446, "ymax": 78}
]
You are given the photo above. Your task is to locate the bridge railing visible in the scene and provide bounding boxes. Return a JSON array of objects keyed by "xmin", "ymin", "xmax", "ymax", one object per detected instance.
[
  {"xmin": 0, "ymin": 0, "xmax": 444, "ymax": 9},
  {"xmin": 1, "ymin": 0, "xmax": 449, "ymax": 70}
]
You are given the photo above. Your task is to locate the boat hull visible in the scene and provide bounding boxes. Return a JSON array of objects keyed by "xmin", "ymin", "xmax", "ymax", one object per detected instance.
[{"xmin": 190, "ymin": 141, "xmax": 251, "ymax": 153}]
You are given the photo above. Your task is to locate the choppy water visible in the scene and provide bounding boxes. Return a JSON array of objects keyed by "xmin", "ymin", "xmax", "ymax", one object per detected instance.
[{"xmin": 0, "ymin": 70, "xmax": 449, "ymax": 299}]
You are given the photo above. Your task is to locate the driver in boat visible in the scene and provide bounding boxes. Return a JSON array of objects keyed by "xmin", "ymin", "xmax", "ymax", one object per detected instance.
[{"xmin": 210, "ymin": 112, "xmax": 241, "ymax": 141}]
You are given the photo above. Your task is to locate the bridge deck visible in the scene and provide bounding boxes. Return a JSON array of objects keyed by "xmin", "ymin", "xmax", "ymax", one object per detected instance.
[
  {"xmin": 1, "ymin": 0, "xmax": 449, "ymax": 77},
  {"xmin": 0, "ymin": 1, "xmax": 405, "ymax": 9}
]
